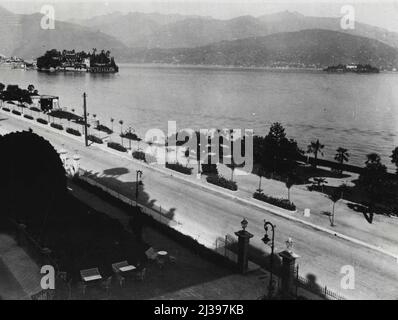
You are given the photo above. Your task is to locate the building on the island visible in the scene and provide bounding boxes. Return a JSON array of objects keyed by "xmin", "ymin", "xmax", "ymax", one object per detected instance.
[{"xmin": 346, "ymin": 64, "xmax": 358, "ymax": 70}]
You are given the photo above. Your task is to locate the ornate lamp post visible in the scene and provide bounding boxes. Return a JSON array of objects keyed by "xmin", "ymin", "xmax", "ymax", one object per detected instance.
[
  {"xmin": 234, "ymin": 218, "xmax": 253, "ymax": 274},
  {"xmin": 262, "ymin": 220, "xmax": 276, "ymax": 299}
]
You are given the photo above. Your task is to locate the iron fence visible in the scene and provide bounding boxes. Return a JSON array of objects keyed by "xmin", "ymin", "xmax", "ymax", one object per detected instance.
[{"xmin": 295, "ymin": 265, "xmax": 346, "ymax": 300}]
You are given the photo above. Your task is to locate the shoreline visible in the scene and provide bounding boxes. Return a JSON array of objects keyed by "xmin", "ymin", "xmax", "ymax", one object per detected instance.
[{"xmin": 118, "ymin": 62, "xmax": 398, "ymax": 74}]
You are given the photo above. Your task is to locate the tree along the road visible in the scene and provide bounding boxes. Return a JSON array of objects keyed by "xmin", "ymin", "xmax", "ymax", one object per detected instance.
[
  {"xmin": 358, "ymin": 153, "xmax": 387, "ymax": 216},
  {"xmin": 2, "ymin": 84, "xmax": 33, "ymax": 104},
  {"xmin": 0, "ymin": 132, "xmax": 67, "ymax": 238},
  {"xmin": 334, "ymin": 147, "xmax": 350, "ymax": 174},
  {"xmin": 329, "ymin": 189, "xmax": 341, "ymax": 227},
  {"xmin": 285, "ymin": 173, "xmax": 297, "ymax": 202},
  {"xmin": 307, "ymin": 139, "xmax": 324, "ymax": 168},
  {"xmin": 253, "ymin": 122, "xmax": 303, "ymax": 178}
]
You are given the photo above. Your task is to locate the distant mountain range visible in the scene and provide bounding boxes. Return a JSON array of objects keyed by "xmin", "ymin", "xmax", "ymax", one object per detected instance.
[
  {"xmin": 72, "ymin": 10, "xmax": 398, "ymax": 50},
  {"xmin": 0, "ymin": 6, "xmax": 127, "ymax": 59},
  {"xmin": 1, "ymin": 6, "xmax": 398, "ymax": 69},
  {"xmin": 126, "ymin": 29, "xmax": 398, "ymax": 68}
]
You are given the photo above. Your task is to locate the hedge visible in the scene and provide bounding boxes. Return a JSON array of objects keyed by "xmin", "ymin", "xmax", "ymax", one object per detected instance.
[
  {"xmin": 12, "ymin": 110, "xmax": 21, "ymax": 116},
  {"xmin": 166, "ymin": 162, "xmax": 193, "ymax": 175},
  {"xmin": 107, "ymin": 142, "xmax": 127, "ymax": 152},
  {"xmin": 87, "ymin": 135, "xmax": 103, "ymax": 144},
  {"xmin": 206, "ymin": 175, "xmax": 237, "ymax": 191},
  {"xmin": 23, "ymin": 114, "xmax": 34, "ymax": 120},
  {"xmin": 132, "ymin": 150, "xmax": 146, "ymax": 161},
  {"xmin": 2, "ymin": 107, "xmax": 10, "ymax": 112},
  {"xmin": 121, "ymin": 131, "xmax": 141, "ymax": 141},
  {"xmin": 132, "ymin": 150, "xmax": 157, "ymax": 163},
  {"xmin": 66, "ymin": 128, "xmax": 82, "ymax": 136},
  {"xmin": 37, "ymin": 118, "xmax": 48, "ymax": 125},
  {"xmin": 50, "ymin": 123, "xmax": 64, "ymax": 130},
  {"xmin": 95, "ymin": 124, "xmax": 113, "ymax": 135},
  {"xmin": 253, "ymin": 192, "xmax": 296, "ymax": 211},
  {"xmin": 201, "ymin": 163, "xmax": 218, "ymax": 175}
]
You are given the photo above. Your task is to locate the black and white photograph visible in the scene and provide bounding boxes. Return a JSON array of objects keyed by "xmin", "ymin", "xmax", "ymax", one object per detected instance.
[{"xmin": 0, "ymin": 0, "xmax": 397, "ymax": 305}]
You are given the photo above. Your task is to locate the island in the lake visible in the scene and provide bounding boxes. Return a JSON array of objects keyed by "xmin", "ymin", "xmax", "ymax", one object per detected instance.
[
  {"xmin": 36, "ymin": 49, "xmax": 119, "ymax": 73},
  {"xmin": 323, "ymin": 64, "xmax": 380, "ymax": 73}
]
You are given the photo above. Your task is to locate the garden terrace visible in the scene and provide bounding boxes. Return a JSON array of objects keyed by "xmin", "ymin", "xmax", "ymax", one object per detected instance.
[{"xmin": 23, "ymin": 193, "xmax": 149, "ymax": 281}]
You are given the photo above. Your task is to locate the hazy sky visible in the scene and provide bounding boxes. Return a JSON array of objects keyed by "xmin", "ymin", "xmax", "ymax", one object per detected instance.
[{"xmin": 2, "ymin": 0, "xmax": 398, "ymax": 32}]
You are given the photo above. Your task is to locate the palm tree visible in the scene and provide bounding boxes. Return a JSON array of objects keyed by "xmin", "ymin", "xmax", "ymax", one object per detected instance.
[
  {"xmin": 329, "ymin": 190, "xmax": 341, "ymax": 227},
  {"xmin": 391, "ymin": 147, "xmax": 398, "ymax": 174},
  {"xmin": 119, "ymin": 120, "xmax": 124, "ymax": 146},
  {"xmin": 285, "ymin": 176, "xmax": 295, "ymax": 202},
  {"xmin": 334, "ymin": 147, "xmax": 349, "ymax": 174},
  {"xmin": 228, "ymin": 158, "xmax": 238, "ymax": 182},
  {"xmin": 110, "ymin": 118, "xmax": 114, "ymax": 132},
  {"xmin": 184, "ymin": 148, "xmax": 190, "ymax": 167},
  {"xmin": 313, "ymin": 177, "xmax": 327, "ymax": 193},
  {"xmin": 307, "ymin": 139, "xmax": 325, "ymax": 168},
  {"xmin": 119, "ymin": 120, "xmax": 124, "ymax": 134},
  {"xmin": 257, "ymin": 167, "xmax": 265, "ymax": 193},
  {"xmin": 338, "ymin": 183, "xmax": 350, "ymax": 200}
]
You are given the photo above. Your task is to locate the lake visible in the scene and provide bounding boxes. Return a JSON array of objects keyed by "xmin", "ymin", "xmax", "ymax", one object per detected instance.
[{"xmin": 1, "ymin": 64, "xmax": 398, "ymax": 170}]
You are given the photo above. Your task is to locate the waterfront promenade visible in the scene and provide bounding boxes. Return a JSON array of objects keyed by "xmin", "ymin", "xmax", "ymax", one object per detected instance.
[{"xmin": 1, "ymin": 110, "xmax": 398, "ymax": 299}]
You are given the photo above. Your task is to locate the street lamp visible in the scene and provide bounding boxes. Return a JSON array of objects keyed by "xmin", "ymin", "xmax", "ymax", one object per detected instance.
[
  {"xmin": 241, "ymin": 218, "xmax": 248, "ymax": 231},
  {"xmin": 262, "ymin": 219, "xmax": 276, "ymax": 299},
  {"xmin": 135, "ymin": 170, "xmax": 143, "ymax": 206}
]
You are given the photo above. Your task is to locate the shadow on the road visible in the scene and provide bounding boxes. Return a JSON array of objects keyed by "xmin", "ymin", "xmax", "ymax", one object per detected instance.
[{"xmin": 103, "ymin": 167, "xmax": 129, "ymax": 177}]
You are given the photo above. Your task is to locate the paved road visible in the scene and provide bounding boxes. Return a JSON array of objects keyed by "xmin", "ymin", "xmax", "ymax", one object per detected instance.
[{"xmin": 1, "ymin": 113, "xmax": 398, "ymax": 299}]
